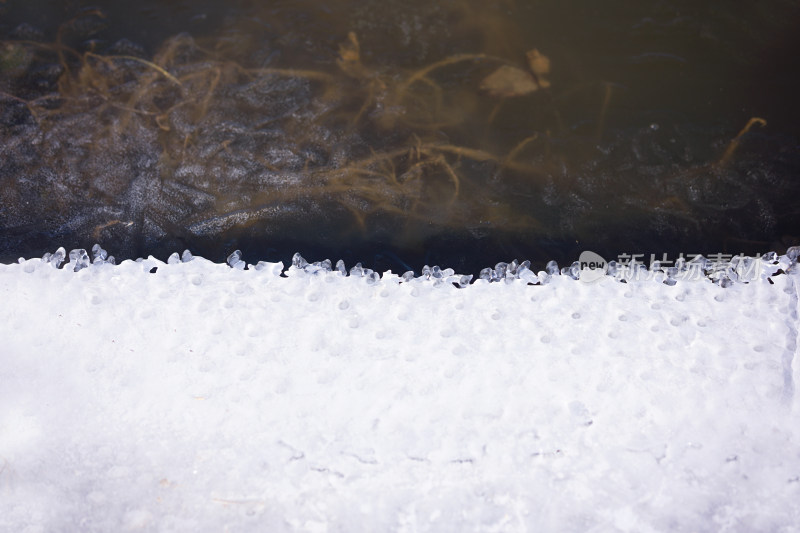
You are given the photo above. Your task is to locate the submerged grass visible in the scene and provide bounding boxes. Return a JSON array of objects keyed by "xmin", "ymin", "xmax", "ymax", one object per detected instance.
[{"xmin": 0, "ymin": 4, "xmax": 792, "ymax": 262}]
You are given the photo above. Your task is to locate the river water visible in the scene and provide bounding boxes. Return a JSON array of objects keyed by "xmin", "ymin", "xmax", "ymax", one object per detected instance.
[{"xmin": 1, "ymin": 0, "xmax": 798, "ymax": 272}]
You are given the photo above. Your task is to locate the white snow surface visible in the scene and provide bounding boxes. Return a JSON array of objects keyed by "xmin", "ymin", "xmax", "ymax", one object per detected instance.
[{"xmin": 1, "ymin": 253, "xmax": 800, "ymax": 532}]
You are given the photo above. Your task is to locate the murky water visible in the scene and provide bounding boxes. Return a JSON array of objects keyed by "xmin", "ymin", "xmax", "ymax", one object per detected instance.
[{"xmin": 1, "ymin": 0, "xmax": 798, "ymax": 272}]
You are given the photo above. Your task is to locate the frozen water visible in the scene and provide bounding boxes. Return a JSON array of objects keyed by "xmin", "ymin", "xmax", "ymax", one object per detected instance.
[
  {"xmin": 291, "ymin": 252, "xmax": 309, "ymax": 269},
  {"xmin": 68, "ymin": 248, "xmax": 90, "ymax": 271},
  {"xmin": 41, "ymin": 246, "xmax": 66, "ymax": 269},
  {"xmin": 561, "ymin": 261, "xmax": 581, "ymax": 280},
  {"xmin": 517, "ymin": 265, "xmax": 538, "ymax": 285},
  {"xmin": 226, "ymin": 249, "xmax": 246, "ymax": 270},
  {"xmin": 0, "ymin": 249, "xmax": 799, "ymax": 532},
  {"xmin": 91, "ymin": 244, "xmax": 108, "ymax": 263},
  {"xmin": 456, "ymin": 274, "xmax": 473, "ymax": 288},
  {"xmin": 350, "ymin": 262, "xmax": 365, "ymax": 277}
]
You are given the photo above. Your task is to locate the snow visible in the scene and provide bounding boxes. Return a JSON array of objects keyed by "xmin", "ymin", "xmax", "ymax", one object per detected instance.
[{"xmin": 1, "ymin": 251, "xmax": 799, "ymax": 532}]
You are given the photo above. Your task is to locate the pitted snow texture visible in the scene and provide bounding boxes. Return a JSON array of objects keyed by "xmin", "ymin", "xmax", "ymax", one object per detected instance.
[{"xmin": 1, "ymin": 258, "xmax": 800, "ymax": 532}]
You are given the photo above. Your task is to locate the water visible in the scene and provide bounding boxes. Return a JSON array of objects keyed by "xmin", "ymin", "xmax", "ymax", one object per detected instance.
[{"xmin": 1, "ymin": 0, "xmax": 798, "ymax": 274}]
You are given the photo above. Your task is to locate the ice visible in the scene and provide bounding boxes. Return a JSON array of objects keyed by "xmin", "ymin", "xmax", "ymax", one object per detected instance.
[
  {"xmin": 456, "ymin": 274, "xmax": 473, "ymax": 288},
  {"xmin": 301, "ymin": 258, "xmax": 333, "ymax": 275},
  {"xmin": 0, "ymin": 248, "xmax": 799, "ymax": 532},
  {"xmin": 292, "ymin": 252, "xmax": 309, "ymax": 269},
  {"xmin": 349, "ymin": 262, "xmax": 365, "ymax": 277},
  {"xmin": 315, "ymin": 259, "xmax": 332, "ymax": 273},
  {"xmin": 41, "ymin": 246, "xmax": 66, "ymax": 268},
  {"xmin": 546, "ymin": 259, "xmax": 560, "ymax": 276},
  {"xmin": 226, "ymin": 249, "xmax": 246, "ymax": 270},
  {"xmin": 91, "ymin": 244, "xmax": 108, "ymax": 263},
  {"xmin": 493, "ymin": 261, "xmax": 508, "ymax": 280},
  {"xmin": 561, "ymin": 260, "xmax": 581, "ymax": 280},
  {"xmin": 788, "ymin": 245, "xmax": 800, "ymax": 264},
  {"xmin": 517, "ymin": 265, "xmax": 538, "ymax": 285},
  {"xmin": 762, "ymin": 251, "xmax": 778, "ymax": 263},
  {"xmin": 253, "ymin": 260, "xmax": 284, "ymax": 276},
  {"xmin": 664, "ymin": 266, "xmax": 679, "ymax": 286},
  {"xmin": 67, "ymin": 248, "xmax": 90, "ymax": 271},
  {"xmin": 421, "ymin": 264, "xmax": 433, "ymax": 279}
]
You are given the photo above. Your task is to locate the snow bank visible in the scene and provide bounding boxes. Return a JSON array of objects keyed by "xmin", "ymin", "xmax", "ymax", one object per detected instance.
[{"xmin": 1, "ymin": 251, "xmax": 799, "ymax": 532}]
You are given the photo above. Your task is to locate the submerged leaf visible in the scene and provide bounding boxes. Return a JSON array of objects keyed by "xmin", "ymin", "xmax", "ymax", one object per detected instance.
[
  {"xmin": 526, "ymin": 49, "xmax": 550, "ymax": 76},
  {"xmin": 336, "ymin": 32, "xmax": 367, "ymax": 78},
  {"xmin": 480, "ymin": 65, "xmax": 539, "ymax": 97}
]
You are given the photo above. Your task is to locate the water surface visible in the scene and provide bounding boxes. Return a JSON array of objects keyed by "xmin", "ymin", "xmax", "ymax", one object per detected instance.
[{"xmin": 1, "ymin": 0, "xmax": 798, "ymax": 272}]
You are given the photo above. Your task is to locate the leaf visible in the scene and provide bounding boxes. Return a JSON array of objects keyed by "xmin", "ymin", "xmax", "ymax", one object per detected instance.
[
  {"xmin": 479, "ymin": 65, "xmax": 539, "ymax": 97},
  {"xmin": 336, "ymin": 32, "xmax": 367, "ymax": 78},
  {"xmin": 526, "ymin": 49, "xmax": 550, "ymax": 76}
]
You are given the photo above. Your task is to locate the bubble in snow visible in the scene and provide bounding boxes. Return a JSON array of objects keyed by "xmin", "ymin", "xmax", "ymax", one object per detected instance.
[
  {"xmin": 69, "ymin": 249, "xmax": 90, "ymax": 271},
  {"xmin": 787, "ymin": 246, "xmax": 799, "ymax": 264},
  {"xmin": 479, "ymin": 267, "xmax": 493, "ymax": 281},
  {"xmin": 167, "ymin": 252, "xmax": 181, "ymax": 265},
  {"xmin": 401, "ymin": 271, "xmax": 415, "ymax": 282},
  {"xmin": 366, "ymin": 271, "xmax": 380, "ymax": 285},
  {"xmin": 227, "ymin": 250, "xmax": 246, "ymax": 270},
  {"xmin": 761, "ymin": 251, "xmax": 778, "ymax": 263},
  {"xmin": 335, "ymin": 259, "xmax": 347, "ymax": 275},
  {"xmin": 546, "ymin": 260, "xmax": 560, "ymax": 276},
  {"xmin": 181, "ymin": 249, "xmax": 194, "ymax": 262}
]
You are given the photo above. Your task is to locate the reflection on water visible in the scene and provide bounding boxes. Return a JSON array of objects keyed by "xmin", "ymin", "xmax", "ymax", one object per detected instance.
[{"xmin": 1, "ymin": 0, "xmax": 798, "ymax": 272}]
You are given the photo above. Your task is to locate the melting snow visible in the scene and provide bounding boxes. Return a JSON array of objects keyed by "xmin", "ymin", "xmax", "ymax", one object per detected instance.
[{"xmin": 1, "ymin": 251, "xmax": 799, "ymax": 532}]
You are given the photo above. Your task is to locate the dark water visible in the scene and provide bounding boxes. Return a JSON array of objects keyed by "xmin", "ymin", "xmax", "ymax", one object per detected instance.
[{"xmin": 1, "ymin": 0, "xmax": 799, "ymax": 273}]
